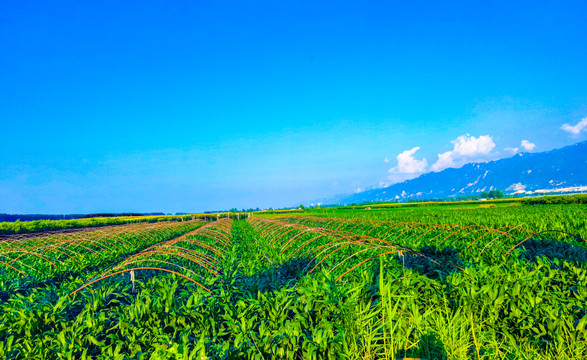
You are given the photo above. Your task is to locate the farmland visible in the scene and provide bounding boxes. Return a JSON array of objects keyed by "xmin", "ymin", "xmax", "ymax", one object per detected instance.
[{"xmin": 0, "ymin": 203, "xmax": 586, "ymax": 359}]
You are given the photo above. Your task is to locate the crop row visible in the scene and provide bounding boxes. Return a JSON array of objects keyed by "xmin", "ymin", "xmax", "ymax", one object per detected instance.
[
  {"xmin": 70, "ymin": 218, "xmax": 234, "ymax": 296},
  {"xmin": 247, "ymin": 214, "xmax": 525, "ymax": 281},
  {"xmin": 244, "ymin": 216, "xmax": 587, "ymax": 358},
  {"xmin": 246, "ymin": 216, "xmax": 431, "ymax": 282},
  {"xmin": 0, "ymin": 220, "xmax": 206, "ymax": 286},
  {"xmin": 304, "ymin": 204, "xmax": 587, "ymax": 240},
  {"xmin": 271, "ymin": 215, "xmax": 586, "ymax": 265}
]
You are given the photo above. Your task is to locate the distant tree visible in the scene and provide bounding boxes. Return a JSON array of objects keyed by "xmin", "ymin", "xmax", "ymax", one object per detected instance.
[
  {"xmin": 488, "ymin": 190, "xmax": 504, "ymax": 199},
  {"xmin": 480, "ymin": 191, "xmax": 489, "ymax": 198},
  {"xmin": 299, "ymin": 204, "xmax": 305, "ymax": 210}
]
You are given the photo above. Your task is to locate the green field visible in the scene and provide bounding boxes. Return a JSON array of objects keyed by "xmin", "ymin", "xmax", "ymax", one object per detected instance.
[
  {"xmin": 1, "ymin": 203, "xmax": 586, "ymax": 359},
  {"xmin": 0, "ymin": 213, "xmax": 232, "ymax": 236}
]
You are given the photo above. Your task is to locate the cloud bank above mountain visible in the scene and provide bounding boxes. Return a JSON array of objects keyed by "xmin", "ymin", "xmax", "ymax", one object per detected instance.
[
  {"xmin": 384, "ymin": 134, "xmax": 542, "ymax": 187},
  {"xmin": 430, "ymin": 135, "xmax": 496, "ymax": 172}
]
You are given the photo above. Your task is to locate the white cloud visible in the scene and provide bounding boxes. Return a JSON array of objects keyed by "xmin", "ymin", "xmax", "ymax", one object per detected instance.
[
  {"xmin": 520, "ymin": 140, "xmax": 535, "ymax": 151},
  {"xmin": 431, "ymin": 151, "xmax": 455, "ymax": 172},
  {"xmin": 506, "ymin": 183, "xmax": 526, "ymax": 191},
  {"xmin": 452, "ymin": 134, "xmax": 495, "ymax": 156},
  {"xmin": 431, "ymin": 135, "xmax": 496, "ymax": 172},
  {"xmin": 383, "ymin": 157, "xmax": 389, "ymax": 163},
  {"xmin": 380, "ymin": 147, "xmax": 428, "ymax": 187},
  {"xmin": 561, "ymin": 117, "xmax": 587, "ymax": 135},
  {"xmin": 389, "ymin": 147, "xmax": 428, "ymax": 174},
  {"xmin": 505, "ymin": 140, "xmax": 534, "ymax": 154}
]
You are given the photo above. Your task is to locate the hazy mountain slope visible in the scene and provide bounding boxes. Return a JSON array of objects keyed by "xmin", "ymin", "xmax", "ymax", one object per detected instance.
[{"xmin": 336, "ymin": 141, "xmax": 587, "ymax": 204}]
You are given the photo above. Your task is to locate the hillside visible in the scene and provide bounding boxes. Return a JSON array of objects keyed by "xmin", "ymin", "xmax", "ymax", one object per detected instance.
[{"xmin": 337, "ymin": 141, "xmax": 587, "ymax": 204}]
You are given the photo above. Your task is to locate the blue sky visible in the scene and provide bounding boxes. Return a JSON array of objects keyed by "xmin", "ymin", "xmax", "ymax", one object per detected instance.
[{"xmin": 1, "ymin": 1, "xmax": 586, "ymax": 213}]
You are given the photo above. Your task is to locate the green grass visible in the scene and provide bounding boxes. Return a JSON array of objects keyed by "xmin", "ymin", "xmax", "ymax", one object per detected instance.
[
  {"xmin": 0, "ymin": 204, "xmax": 586, "ymax": 359},
  {"xmin": 299, "ymin": 203, "xmax": 586, "ymax": 239},
  {"xmin": 0, "ymin": 213, "xmax": 234, "ymax": 236}
]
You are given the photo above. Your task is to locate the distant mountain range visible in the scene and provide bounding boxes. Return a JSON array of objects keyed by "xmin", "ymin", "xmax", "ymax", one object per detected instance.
[{"xmin": 324, "ymin": 141, "xmax": 587, "ymax": 205}]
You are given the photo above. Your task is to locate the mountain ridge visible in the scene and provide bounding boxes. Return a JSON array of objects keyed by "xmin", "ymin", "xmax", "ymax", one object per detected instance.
[{"xmin": 324, "ymin": 141, "xmax": 587, "ymax": 205}]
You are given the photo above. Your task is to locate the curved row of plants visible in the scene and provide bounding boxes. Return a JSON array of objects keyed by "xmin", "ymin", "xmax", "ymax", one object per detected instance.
[
  {"xmin": 273, "ymin": 215, "xmax": 587, "ymax": 265},
  {"xmin": 245, "ymin": 216, "xmax": 587, "ymax": 358},
  {"xmin": 246, "ymin": 216, "xmax": 447, "ymax": 282},
  {"xmin": 0, "ymin": 220, "xmax": 206, "ymax": 286},
  {"xmin": 0, "ymin": 219, "xmax": 235, "ymax": 359},
  {"xmin": 0, "ymin": 219, "xmax": 298, "ymax": 359},
  {"xmin": 70, "ymin": 217, "xmax": 234, "ymax": 296}
]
